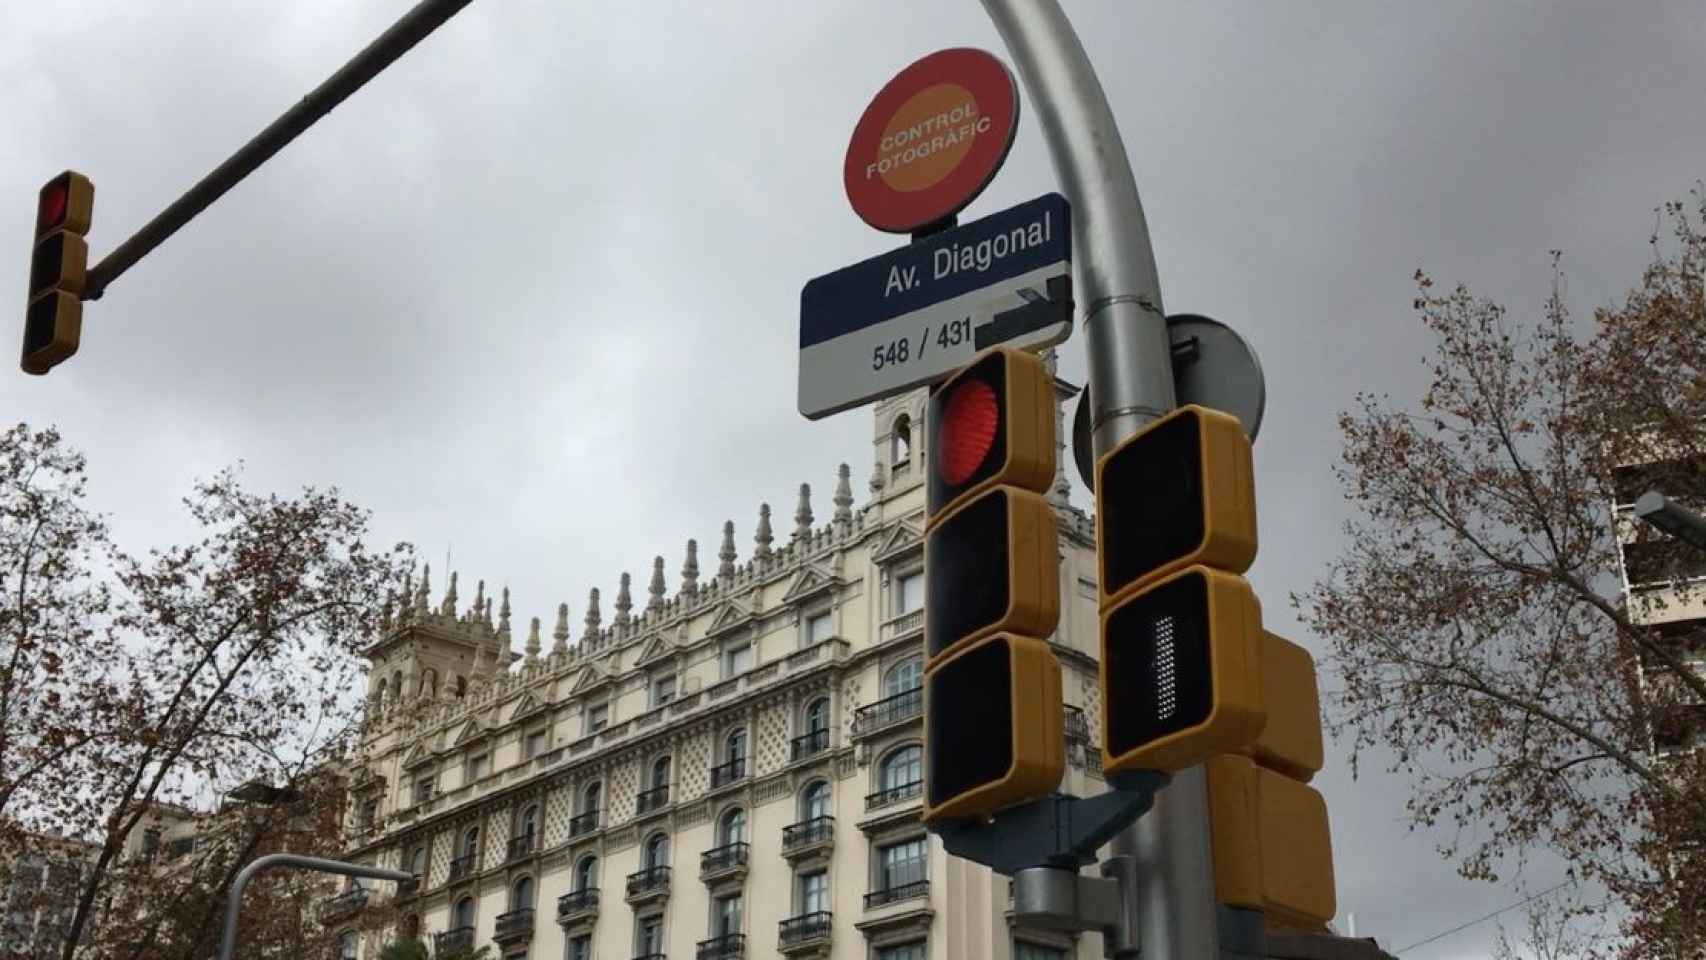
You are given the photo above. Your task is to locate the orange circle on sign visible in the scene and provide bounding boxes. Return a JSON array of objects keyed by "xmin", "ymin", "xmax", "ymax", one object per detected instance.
[{"xmin": 876, "ymin": 83, "xmax": 980, "ymax": 193}]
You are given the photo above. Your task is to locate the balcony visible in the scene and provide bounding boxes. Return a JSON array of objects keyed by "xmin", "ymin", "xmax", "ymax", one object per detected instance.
[
  {"xmin": 635, "ymin": 783, "xmax": 670, "ymax": 815},
  {"xmin": 779, "ymin": 912, "xmax": 833, "ymax": 954},
  {"xmin": 790, "ymin": 728, "xmax": 829, "ymax": 762},
  {"xmin": 1064, "ymin": 705, "xmax": 1090, "ymax": 744},
  {"xmin": 781, "ymin": 816, "xmax": 834, "ymax": 862},
  {"xmin": 434, "ymin": 927, "xmax": 474, "ymax": 955},
  {"xmin": 879, "ymin": 608, "xmax": 924, "ymax": 643},
  {"xmin": 317, "ymin": 887, "xmax": 367, "ymax": 924},
  {"xmin": 709, "ymin": 757, "xmax": 747, "ymax": 789},
  {"xmin": 864, "ymin": 879, "xmax": 929, "ymax": 909},
  {"xmin": 493, "ymin": 907, "xmax": 535, "ymax": 946},
  {"xmin": 625, "ymin": 865, "xmax": 671, "ymax": 905},
  {"xmin": 447, "ymin": 853, "xmax": 477, "ymax": 883},
  {"xmin": 865, "ymin": 780, "xmax": 922, "ymax": 812},
  {"xmin": 557, "ymin": 888, "xmax": 599, "ymax": 926},
  {"xmin": 851, "ymin": 688, "xmax": 922, "ymax": 737},
  {"xmin": 697, "ymin": 932, "xmax": 746, "ymax": 959},
  {"xmin": 699, "ymin": 842, "xmax": 749, "ymax": 883},
  {"xmin": 569, "ymin": 809, "xmax": 600, "ymax": 838},
  {"xmin": 506, "ymin": 833, "xmax": 536, "ymax": 862}
]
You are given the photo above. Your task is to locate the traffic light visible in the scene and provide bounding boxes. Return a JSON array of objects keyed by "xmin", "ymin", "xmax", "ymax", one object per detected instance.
[
  {"xmin": 23, "ymin": 171, "xmax": 94, "ymax": 375},
  {"xmin": 1096, "ymin": 405, "xmax": 1264, "ymax": 774},
  {"xmin": 1204, "ymin": 631, "xmax": 1335, "ymax": 929},
  {"xmin": 923, "ymin": 347, "xmax": 1064, "ymax": 826}
]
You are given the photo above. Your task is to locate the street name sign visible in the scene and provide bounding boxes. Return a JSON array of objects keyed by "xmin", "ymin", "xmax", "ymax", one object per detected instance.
[
  {"xmin": 844, "ymin": 48, "xmax": 1020, "ymax": 234},
  {"xmin": 799, "ymin": 193, "xmax": 1072, "ymax": 420}
]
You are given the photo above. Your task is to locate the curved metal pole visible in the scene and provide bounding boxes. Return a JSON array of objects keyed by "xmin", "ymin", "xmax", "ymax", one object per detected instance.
[{"xmin": 218, "ymin": 854, "xmax": 411, "ymax": 960}]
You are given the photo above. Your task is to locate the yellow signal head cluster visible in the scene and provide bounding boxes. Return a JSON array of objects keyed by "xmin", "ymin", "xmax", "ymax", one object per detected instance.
[
  {"xmin": 922, "ymin": 485, "xmax": 1059, "ymax": 668},
  {"xmin": 1248, "ymin": 632, "xmax": 1324, "ymax": 782},
  {"xmin": 922, "ymin": 634, "xmax": 1064, "ymax": 826},
  {"xmin": 23, "ymin": 171, "xmax": 94, "ymax": 376},
  {"xmin": 1205, "ymin": 753, "xmax": 1336, "ymax": 930},
  {"xmin": 926, "ymin": 346, "xmax": 1055, "ymax": 526}
]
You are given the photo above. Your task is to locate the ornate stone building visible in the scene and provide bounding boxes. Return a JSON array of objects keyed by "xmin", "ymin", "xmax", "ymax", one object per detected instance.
[{"xmin": 335, "ymin": 378, "xmax": 1110, "ymax": 960}]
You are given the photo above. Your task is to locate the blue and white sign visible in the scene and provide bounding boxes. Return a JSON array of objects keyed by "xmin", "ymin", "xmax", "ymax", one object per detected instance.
[{"xmin": 799, "ymin": 193, "xmax": 1072, "ymax": 419}]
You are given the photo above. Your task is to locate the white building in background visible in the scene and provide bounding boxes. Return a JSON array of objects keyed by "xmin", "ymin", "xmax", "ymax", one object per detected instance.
[{"xmin": 336, "ymin": 374, "xmax": 1113, "ymax": 960}]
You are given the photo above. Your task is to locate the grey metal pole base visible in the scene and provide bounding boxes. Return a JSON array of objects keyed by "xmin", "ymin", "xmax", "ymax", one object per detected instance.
[{"xmin": 217, "ymin": 854, "xmax": 412, "ymax": 960}]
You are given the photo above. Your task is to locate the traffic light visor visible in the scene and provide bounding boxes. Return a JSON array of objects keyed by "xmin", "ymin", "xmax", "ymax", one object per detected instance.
[
  {"xmin": 36, "ymin": 172, "xmax": 93, "ymax": 237},
  {"xmin": 926, "ymin": 347, "xmax": 1054, "ymax": 524},
  {"xmin": 923, "ymin": 634, "xmax": 1063, "ymax": 824},
  {"xmin": 923, "ymin": 486, "xmax": 1060, "ymax": 666}
]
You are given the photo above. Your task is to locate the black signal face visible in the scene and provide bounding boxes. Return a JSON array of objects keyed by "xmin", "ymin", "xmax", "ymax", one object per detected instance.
[
  {"xmin": 924, "ymin": 489, "xmax": 1010, "ymax": 659},
  {"xmin": 24, "ymin": 297, "xmax": 57, "ymax": 357},
  {"xmin": 925, "ymin": 637, "xmax": 1013, "ymax": 808},
  {"xmin": 928, "ymin": 351, "xmax": 1009, "ymax": 517},
  {"xmin": 1104, "ymin": 569, "xmax": 1214, "ymax": 757},
  {"xmin": 1099, "ymin": 412, "xmax": 1203, "ymax": 596}
]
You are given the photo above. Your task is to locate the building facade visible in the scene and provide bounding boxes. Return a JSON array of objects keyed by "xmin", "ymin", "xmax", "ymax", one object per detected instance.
[{"xmin": 336, "ymin": 380, "xmax": 1112, "ymax": 960}]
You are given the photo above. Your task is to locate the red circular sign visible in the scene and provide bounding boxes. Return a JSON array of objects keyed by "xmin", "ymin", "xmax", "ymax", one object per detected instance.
[{"xmin": 844, "ymin": 48, "xmax": 1020, "ymax": 234}]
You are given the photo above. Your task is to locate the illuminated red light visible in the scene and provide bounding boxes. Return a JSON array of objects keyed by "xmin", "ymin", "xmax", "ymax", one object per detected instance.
[
  {"xmin": 38, "ymin": 183, "xmax": 68, "ymax": 235},
  {"xmin": 937, "ymin": 379, "xmax": 999, "ymax": 486}
]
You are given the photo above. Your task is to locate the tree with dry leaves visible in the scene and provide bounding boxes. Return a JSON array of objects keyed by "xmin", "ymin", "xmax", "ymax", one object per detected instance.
[
  {"xmin": 0, "ymin": 423, "xmax": 413, "ymax": 960},
  {"xmin": 1298, "ymin": 190, "xmax": 1706, "ymax": 958}
]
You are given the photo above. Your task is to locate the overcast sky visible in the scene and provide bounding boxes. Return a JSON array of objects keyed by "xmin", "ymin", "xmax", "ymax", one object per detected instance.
[{"xmin": 6, "ymin": 1, "xmax": 1705, "ymax": 955}]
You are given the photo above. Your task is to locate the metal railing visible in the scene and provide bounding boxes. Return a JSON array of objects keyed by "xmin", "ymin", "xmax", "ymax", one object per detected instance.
[
  {"xmin": 558, "ymin": 888, "xmax": 599, "ymax": 918},
  {"xmin": 447, "ymin": 853, "xmax": 476, "ymax": 882},
  {"xmin": 569, "ymin": 809, "xmax": 600, "ymax": 837},
  {"xmin": 317, "ymin": 887, "xmax": 367, "ymax": 920},
  {"xmin": 626, "ymin": 865, "xmax": 671, "ymax": 898},
  {"xmin": 494, "ymin": 907, "xmax": 534, "ymax": 940},
  {"xmin": 790, "ymin": 728, "xmax": 830, "ymax": 761},
  {"xmin": 1064, "ymin": 704, "xmax": 1090, "ymax": 743},
  {"xmin": 700, "ymin": 842, "xmax": 749, "ymax": 875},
  {"xmin": 506, "ymin": 833, "xmax": 536, "ymax": 861},
  {"xmin": 696, "ymin": 932, "xmax": 746, "ymax": 959},
  {"xmin": 865, "ymin": 780, "xmax": 922, "ymax": 811},
  {"xmin": 635, "ymin": 783, "xmax": 670, "ymax": 814},
  {"xmin": 434, "ymin": 928, "xmax": 474, "ymax": 955},
  {"xmin": 781, "ymin": 816, "xmax": 834, "ymax": 851},
  {"xmin": 851, "ymin": 688, "xmax": 922, "ymax": 735},
  {"xmin": 864, "ymin": 879, "xmax": 929, "ymax": 909},
  {"xmin": 779, "ymin": 911, "xmax": 833, "ymax": 945},
  {"xmin": 709, "ymin": 757, "xmax": 747, "ymax": 788}
]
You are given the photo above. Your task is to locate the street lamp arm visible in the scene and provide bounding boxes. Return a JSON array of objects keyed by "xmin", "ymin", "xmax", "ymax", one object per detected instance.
[
  {"xmin": 1634, "ymin": 490, "xmax": 1706, "ymax": 552},
  {"xmin": 218, "ymin": 854, "xmax": 412, "ymax": 960}
]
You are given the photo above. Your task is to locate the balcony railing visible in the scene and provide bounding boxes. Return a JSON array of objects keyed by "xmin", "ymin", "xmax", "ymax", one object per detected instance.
[
  {"xmin": 317, "ymin": 887, "xmax": 367, "ymax": 922},
  {"xmin": 864, "ymin": 879, "xmax": 929, "ymax": 909},
  {"xmin": 851, "ymin": 688, "xmax": 922, "ymax": 736},
  {"xmin": 636, "ymin": 783, "xmax": 670, "ymax": 814},
  {"xmin": 494, "ymin": 907, "xmax": 535, "ymax": 942},
  {"xmin": 696, "ymin": 932, "xmax": 746, "ymax": 959},
  {"xmin": 569, "ymin": 810, "xmax": 600, "ymax": 837},
  {"xmin": 865, "ymin": 780, "xmax": 922, "ymax": 811},
  {"xmin": 709, "ymin": 757, "xmax": 747, "ymax": 789},
  {"xmin": 700, "ymin": 841, "xmax": 749, "ymax": 876},
  {"xmin": 790, "ymin": 728, "xmax": 830, "ymax": 761},
  {"xmin": 434, "ymin": 927, "xmax": 474, "ymax": 955},
  {"xmin": 1064, "ymin": 704, "xmax": 1090, "ymax": 744},
  {"xmin": 506, "ymin": 833, "xmax": 536, "ymax": 861},
  {"xmin": 626, "ymin": 865, "xmax": 671, "ymax": 899},
  {"xmin": 447, "ymin": 853, "xmax": 476, "ymax": 882},
  {"xmin": 782, "ymin": 816, "xmax": 834, "ymax": 852},
  {"xmin": 557, "ymin": 888, "xmax": 599, "ymax": 919},
  {"xmin": 779, "ymin": 911, "xmax": 833, "ymax": 946}
]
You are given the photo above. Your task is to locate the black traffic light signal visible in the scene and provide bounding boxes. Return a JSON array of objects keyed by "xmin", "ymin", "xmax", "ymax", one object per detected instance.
[
  {"xmin": 923, "ymin": 634, "xmax": 1063, "ymax": 822},
  {"xmin": 23, "ymin": 171, "xmax": 94, "ymax": 375},
  {"xmin": 926, "ymin": 346, "xmax": 1055, "ymax": 522}
]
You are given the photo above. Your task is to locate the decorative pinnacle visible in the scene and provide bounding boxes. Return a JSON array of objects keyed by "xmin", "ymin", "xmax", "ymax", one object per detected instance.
[
  {"xmin": 472, "ymin": 579, "xmax": 487, "ymax": 622},
  {"xmin": 441, "ymin": 571, "xmax": 459, "ymax": 617},
  {"xmin": 648, "ymin": 556, "xmax": 667, "ymax": 611},
  {"xmin": 834, "ymin": 463, "xmax": 854, "ymax": 524},
  {"xmin": 615, "ymin": 573, "xmax": 633, "ymax": 627},
  {"xmin": 754, "ymin": 504, "xmax": 774, "ymax": 560},
  {"xmin": 497, "ymin": 586, "xmax": 512, "ymax": 637},
  {"xmin": 552, "ymin": 602, "xmax": 570, "ymax": 654},
  {"xmin": 524, "ymin": 616, "xmax": 541, "ymax": 662},
  {"xmin": 584, "ymin": 587, "xmax": 602, "ymax": 635},
  {"xmin": 718, "ymin": 521, "xmax": 737, "ymax": 580},
  {"xmin": 794, "ymin": 483, "xmax": 814, "ymax": 541},
  {"xmin": 869, "ymin": 457, "xmax": 886, "ymax": 493},
  {"xmin": 415, "ymin": 564, "xmax": 431, "ymax": 614},
  {"xmin": 380, "ymin": 591, "xmax": 394, "ymax": 630},
  {"xmin": 681, "ymin": 539, "xmax": 700, "ymax": 594}
]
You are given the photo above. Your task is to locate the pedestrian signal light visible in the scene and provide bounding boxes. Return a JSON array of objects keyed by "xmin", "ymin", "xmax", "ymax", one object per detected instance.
[
  {"xmin": 1205, "ymin": 753, "xmax": 1336, "ymax": 929},
  {"xmin": 23, "ymin": 171, "xmax": 94, "ymax": 375},
  {"xmin": 923, "ymin": 486, "xmax": 1059, "ymax": 667},
  {"xmin": 1095, "ymin": 404, "xmax": 1256, "ymax": 606},
  {"xmin": 1101, "ymin": 565, "xmax": 1264, "ymax": 774},
  {"xmin": 923, "ymin": 634, "xmax": 1063, "ymax": 825},
  {"xmin": 926, "ymin": 346, "xmax": 1054, "ymax": 524}
]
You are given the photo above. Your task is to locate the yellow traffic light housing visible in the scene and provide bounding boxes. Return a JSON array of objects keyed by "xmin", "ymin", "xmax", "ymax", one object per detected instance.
[
  {"xmin": 1248, "ymin": 632, "xmax": 1323, "ymax": 782},
  {"xmin": 926, "ymin": 346, "xmax": 1055, "ymax": 526},
  {"xmin": 1095, "ymin": 404, "xmax": 1256, "ymax": 606},
  {"xmin": 1205, "ymin": 753, "xmax": 1336, "ymax": 930},
  {"xmin": 1101, "ymin": 565, "xmax": 1265, "ymax": 774},
  {"xmin": 923, "ymin": 486, "xmax": 1060, "ymax": 667},
  {"xmin": 23, "ymin": 171, "xmax": 95, "ymax": 375},
  {"xmin": 923, "ymin": 633, "xmax": 1064, "ymax": 825}
]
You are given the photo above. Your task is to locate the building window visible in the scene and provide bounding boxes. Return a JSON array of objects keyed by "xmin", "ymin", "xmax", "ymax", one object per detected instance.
[
  {"xmin": 878, "ymin": 836, "xmax": 928, "ymax": 891},
  {"xmin": 413, "ymin": 775, "xmax": 436, "ymax": 804},
  {"xmin": 895, "ymin": 571, "xmax": 923, "ymax": 615},
  {"xmin": 453, "ymin": 895, "xmax": 476, "ymax": 928},
  {"xmin": 892, "ymin": 414, "xmax": 912, "ymax": 466},
  {"xmin": 722, "ymin": 641, "xmax": 753, "ymax": 678},
  {"xmin": 461, "ymin": 826, "xmax": 479, "ymax": 858},
  {"xmin": 804, "ymin": 697, "xmax": 829, "ymax": 734},
  {"xmin": 519, "ymin": 804, "xmax": 539, "ymax": 841},
  {"xmin": 652, "ymin": 675, "xmax": 676, "ymax": 707},
  {"xmin": 141, "ymin": 828, "xmax": 161, "ymax": 860},
  {"xmin": 568, "ymin": 934, "xmax": 591, "ymax": 960},
  {"xmin": 1015, "ymin": 942, "xmax": 1066, "ymax": 960},
  {"xmin": 581, "ymin": 782, "xmax": 602, "ymax": 816},
  {"xmin": 714, "ymin": 891, "xmax": 743, "ymax": 936},
  {"xmin": 718, "ymin": 807, "xmax": 746, "ymax": 846},
  {"xmin": 805, "ymin": 610, "xmax": 833, "ymax": 645},
  {"xmin": 798, "ymin": 869, "xmax": 828, "ymax": 914},
  {"xmin": 800, "ymin": 780, "xmax": 830, "ymax": 821},
  {"xmin": 651, "ymin": 755, "xmax": 671, "ymax": 790},
  {"xmin": 877, "ymin": 942, "xmax": 926, "ymax": 960},
  {"xmin": 338, "ymin": 931, "xmax": 358, "ymax": 960},
  {"xmin": 466, "ymin": 752, "xmax": 489, "ymax": 782},
  {"xmin": 575, "ymin": 854, "xmax": 598, "ymax": 891},
  {"xmin": 725, "ymin": 728, "xmax": 747, "ymax": 763},
  {"xmin": 884, "ymin": 656, "xmax": 922, "ymax": 698},
  {"xmin": 357, "ymin": 798, "xmax": 379, "ymax": 829},
  {"xmin": 511, "ymin": 875, "xmax": 534, "ymax": 910},
  {"xmin": 643, "ymin": 832, "xmax": 670, "ymax": 870},
  {"xmin": 409, "ymin": 845, "xmax": 426, "ymax": 879},
  {"xmin": 879, "ymin": 745, "xmax": 922, "ymax": 791},
  {"xmin": 523, "ymin": 729, "xmax": 547, "ymax": 760},
  {"xmin": 636, "ymin": 913, "xmax": 664, "ymax": 956},
  {"xmin": 585, "ymin": 703, "xmax": 609, "ymax": 735}
]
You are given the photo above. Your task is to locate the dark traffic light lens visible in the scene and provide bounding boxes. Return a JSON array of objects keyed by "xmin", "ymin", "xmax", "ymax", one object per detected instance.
[
  {"xmin": 1104, "ymin": 570, "xmax": 1214, "ymax": 757},
  {"xmin": 1099, "ymin": 411, "xmax": 1203, "ymax": 595},
  {"xmin": 23, "ymin": 297, "xmax": 57, "ymax": 357},
  {"xmin": 926, "ymin": 638, "xmax": 1014, "ymax": 810},
  {"xmin": 29, "ymin": 232, "xmax": 67, "ymax": 299},
  {"xmin": 937, "ymin": 379, "xmax": 998, "ymax": 486},
  {"xmin": 924, "ymin": 489, "xmax": 1011, "ymax": 660}
]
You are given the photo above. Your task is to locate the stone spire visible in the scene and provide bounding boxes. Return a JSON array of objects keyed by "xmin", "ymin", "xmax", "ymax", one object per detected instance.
[
  {"xmin": 793, "ymin": 483, "xmax": 814, "ymax": 541},
  {"xmin": 399, "ymin": 572, "xmax": 413, "ymax": 623},
  {"xmin": 754, "ymin": 504, "xmax": 774, "ymax": 561},
  {"xmin": 718, "ymin": 521, "xmax": 737, "ymax": 581},
  {"xmin": 472, "ymin": 579, "xmax": 487, "ymax": 623},
  {"xmin": 440, "ymin": 571, "xmax": 459, "ymax": 618},
  {"xmin": 524, "ymin": 616, "xmax": 541, "ymax": 664},
  {"xmin": 614, "ymin": 573, "xmax": 633, "ymax": 628},
  {"xmin": 648, "ymin": 556, "xmax": 667, "ymax": 611},
  {"xmin": 584, "ymin": 587, "xmax": 602, "ymax": 637},
  {"xmin": 680, "ymin": 539, "xmax": 700, "ymax": 596},
  {"xmin": 552, "ymin": 602, "xmax": 570, "ymax": 655},
  {"xmin": 497, "ymin": 586, "xmax": 512, "ymax": 637},
  {"xmin": 380, "ymin": 591, "xmax": 394, "ymax": 631},
  {"xmin": 414, "ymin": 565, "xmax": 431, "ymax": 616},
  {"xmin": 834, "ymin": 463, "xmax": 854, "ymax": 525}
]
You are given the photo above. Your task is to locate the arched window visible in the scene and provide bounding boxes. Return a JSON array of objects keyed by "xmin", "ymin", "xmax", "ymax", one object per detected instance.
[
  {"xmin": 460, "ymin": 826, "xmax": 478, "ymax": 858},
  {"xmin": 880, "ymin": 744, "xmax": 922, "ymax": 791},
  {"xmin": 338, "ymin": 931, "xmax": 357, "ymax": 960},
  {"xmin": 421, "ymin": 668, "xmax": 438, "ymax": 699},
  {"xmin": 803, "ymin": 697, "xmax": 829, "ymax": 733},
  {"xmin": 892, "ymin": 414, "xmax": 912, "ymax": 466},
  {"xmin": 408, "ymin": 845, "xmax": 426, "ymax": 878},
  {"xmin": 389, "ymin": 672, "xmax": 403, "ymax": 704},
  {"xmin": 580, "ymin": 781, "xmax": 601, "ymax": 814},
  {"xmin": 453, "ymin": 895, "xmax": 476, "ymax": 929},
  {"xmin": 724, "ymin": 728, "xmax": 747, "ymax": 762},
  {"xmin": 884, "ymin": 656, "xmax": 922, "ymax": 698},
  {"xmin": 575, "ymin": 854, "xmax": 598, "ymax": 891},
  {"xmin": 643, "ymin": 832, "xmax": 670, "ymax": 870},
  {"xmin": 519, "ymin": 804, "xmax": 539, "ymax": 839},
  {"xmin": 454, "ymin": 674, "xmax": 468, "ymax": 699},
  {"xmin": 800, "ymin": 780, "xmax": 830, "ymax": 821},
  {"xmin": 718, "ymin": 807, "xmax": 746, "ymax": 846},
  {"xmin": 650, "ymin": 755, "xmax": 671, "ymax": 789},
  {"xmin": 511, "ymin": 875, "xmax": 534, "ymax": 910}
]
